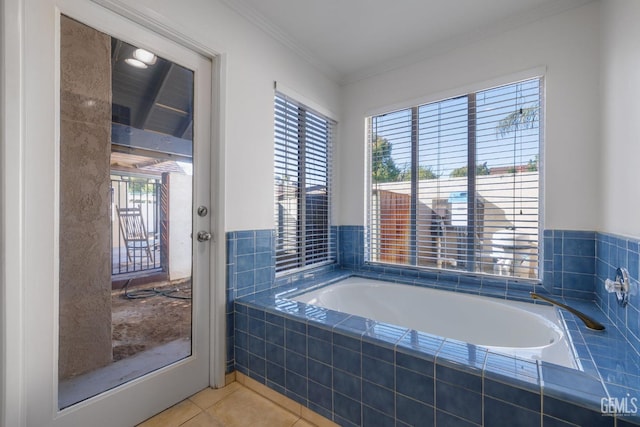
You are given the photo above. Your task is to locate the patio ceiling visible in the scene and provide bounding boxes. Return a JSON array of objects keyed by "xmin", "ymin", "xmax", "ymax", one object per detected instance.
[
  {"xmin": 110, "ymin": 152, "xmax": 186, "ymax": 176},
  {"xmin": 110, "ymin": 37, "xmax": 194, "ymax": 166}
]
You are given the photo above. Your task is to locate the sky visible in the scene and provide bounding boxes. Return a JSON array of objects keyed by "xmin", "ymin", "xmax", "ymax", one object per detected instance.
[{"xmin": 371, "ymin": 78, "xmax": 540, "ymax": 178}]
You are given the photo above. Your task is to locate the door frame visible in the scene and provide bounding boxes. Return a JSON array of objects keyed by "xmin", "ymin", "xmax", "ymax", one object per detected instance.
[{"xmin": 1, "ymin": 0, "xmax": 227, "ymax": 425}]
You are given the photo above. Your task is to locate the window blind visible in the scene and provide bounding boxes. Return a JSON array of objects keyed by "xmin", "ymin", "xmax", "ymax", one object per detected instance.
[
  {"xmin": 274, "ymin": 93, "xmax": 335, "ymax": 273},
  {"xmin": 368, "ymin": 78, "xmax": 542, "ymax": 280}
]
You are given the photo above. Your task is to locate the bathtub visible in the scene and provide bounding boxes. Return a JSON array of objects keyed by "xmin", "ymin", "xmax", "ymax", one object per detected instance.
[{"xmin": 292, "ymin": 276, "xmax": 578, "ymax": 369}]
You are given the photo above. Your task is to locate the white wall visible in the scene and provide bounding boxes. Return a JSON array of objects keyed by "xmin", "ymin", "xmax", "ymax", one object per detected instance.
[
  {"xmin": 600, "ymin": 0, "xmax": 640, "ymax": 238},
  {"xmin": 129, "ymin": 0, "xmax": 341, "ymax": 232},
  {"xmin": 169, "ymin": 173, "xmax": 193, "ymax": 280},
  {"xmin": 1, "ymin": 0, "xmax": 341, "ymax": 424},
  {"xmin": 337, "ymin": 2, "xmax": 602, "ymax": 231}
]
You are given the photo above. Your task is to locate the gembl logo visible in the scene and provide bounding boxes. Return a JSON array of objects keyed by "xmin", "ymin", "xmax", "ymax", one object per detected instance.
[{"xmin": 601, "ymin": 396, "xmax": 638, "ymax": 416}]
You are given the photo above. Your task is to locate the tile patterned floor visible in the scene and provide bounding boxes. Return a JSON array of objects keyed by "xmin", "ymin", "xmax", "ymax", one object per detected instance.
[{"xmin": 137, "ymin": 378, "xmax": 332, "ymax": 427}]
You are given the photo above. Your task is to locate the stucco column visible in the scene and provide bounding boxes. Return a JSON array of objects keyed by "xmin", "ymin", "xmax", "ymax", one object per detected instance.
[{"xmin": 59, "ymin": 15, "xmax": 112, "ymax": 379}]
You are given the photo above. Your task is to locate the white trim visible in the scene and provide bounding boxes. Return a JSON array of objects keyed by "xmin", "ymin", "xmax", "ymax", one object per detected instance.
[
  {"xmin": 218, "ymin": 0, "xmax": 341, "ymax": 83},
  {"xmin": 1, "ymin": 0, "xmax": 26, "ymax": 425},
  {"xmin": 11, "ymin": 0, "xmax": 225, "ymax": 424},
  {"xmin": 75, "ymin": 3, "xmax": 228, "ymax": 390},
  {"xmin": 85, "ymin": 0, "xmax": 228, "ymax": 391},
  {"xmin": 274, "ymin": 81, "xmax": 339, "ymax": 123},
  {"xmin": 364, "ymin": 66, "xmax": 547, "ymax": 118},
  {"xmin": 90, "ymin": 0, "xmax": 223, "ymax": 58},
  {"xmin": 210, "ymin": 52, "xmax": 228, "ymax": 389}
]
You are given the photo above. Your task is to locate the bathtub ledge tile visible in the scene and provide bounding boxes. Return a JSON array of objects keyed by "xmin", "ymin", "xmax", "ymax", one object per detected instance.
[
  {"xmin": 395, "ymin": 329, "xmax": 443, "ymax": 359},
  {"xmin": 540, "ymin": 363, "xmax": 608, "ymax": 407},
  {"xmin": 334, "ymin": 315, "xmax": 372, "ymax": 336},
  {"xmin": 304, "ymin": 307, "xmax": 350, "ymax": 328},
  {"xmin": 362, "ymin": 321, "xmax": 409, "ymax": 349},
  {"xmin": 483, "ymin": 352, "xmax": 540, "ymax": 388},
  {"xmin": 456, "ymin": 281, "xmax": 481, "ymax": 295},
  {"xmin": 436, "ymin": 339, "xmax": 487, "ymax": 372}
]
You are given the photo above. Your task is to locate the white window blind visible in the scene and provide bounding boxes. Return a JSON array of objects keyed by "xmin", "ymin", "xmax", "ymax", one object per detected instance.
[
  {"xmin": 274, "ymin": 93, "xmax": 335, "ymax": 273},
  {"xmin": 368, "ymin": 78, "xmax": 542, "ymax": 280}
]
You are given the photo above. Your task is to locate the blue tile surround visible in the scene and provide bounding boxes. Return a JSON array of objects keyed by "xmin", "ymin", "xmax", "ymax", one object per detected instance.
[{"xmin": 228, "ymin": 227, "xmax": 640, "ymax": 425}]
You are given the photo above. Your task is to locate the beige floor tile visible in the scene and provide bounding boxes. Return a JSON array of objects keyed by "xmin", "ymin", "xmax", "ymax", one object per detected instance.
[
  {"xmin": 208, "ymin": 387, "xmax": 299, "ymax": 427},
  {"xmin": 137, "ymin": 400, "xmax": 202, "ymax": 427},
  {"xmin": 239, "ymin": 374, "xmax": 301, "ymax": 416},
  {"xmin": 180, "ymin": 410, "xmax": 226, "ymax": 427},
  {"xmin": 189, "ymin": 382, "xmax": 242, "ymax": 410}
]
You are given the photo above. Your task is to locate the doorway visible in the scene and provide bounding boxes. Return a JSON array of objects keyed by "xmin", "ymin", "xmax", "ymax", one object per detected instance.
[{"xmin": 42, "ymin": 4, "xmax": 217, "ymax": 425}]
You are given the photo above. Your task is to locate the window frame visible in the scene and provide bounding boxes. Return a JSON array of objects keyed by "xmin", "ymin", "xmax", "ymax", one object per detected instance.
[
  {"xmin": 274, "ymin": 91, "xmax": 336, "ymax": 275},
  {"xmin": 365, "ymin": 76, "xmax": 544, "ymax": 281}
]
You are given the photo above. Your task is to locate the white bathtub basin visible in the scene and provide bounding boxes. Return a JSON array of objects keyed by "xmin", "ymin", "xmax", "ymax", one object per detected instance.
[{"xmin": 292, "ymin": 276, "xmax": 578, "ymax": 369}]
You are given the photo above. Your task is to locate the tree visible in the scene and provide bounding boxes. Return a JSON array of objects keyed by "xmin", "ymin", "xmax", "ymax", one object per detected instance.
[
  {"xmin": 495, "ymin": 105, "xmax": 540, "ymax": 174},
  {"xmin": 371, "ymin": 136, "xmax": 401, "ymax": 183},
  {"xmin": 449, "ymin": 162, "xmax": 490, "ymax": 178},
  {"xmin": 496, "ymin": 105, "xmax": 539, "ymax": 137},
  {"xmin": 397, "ymin": 164, "xmax": 438, "ymax": 181},
  {"xmin": 418, "ymin": 165, "xmax": 438, "ymax": 180}
]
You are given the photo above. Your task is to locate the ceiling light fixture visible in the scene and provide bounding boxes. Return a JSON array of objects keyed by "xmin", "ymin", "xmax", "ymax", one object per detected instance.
[
  {"xmin": 133, "ymin": 48, "xmax": 157, "ymax": 65},
  {"xmin": 125, "ymin": 58, "xmax": 148, "ymax": 69}
]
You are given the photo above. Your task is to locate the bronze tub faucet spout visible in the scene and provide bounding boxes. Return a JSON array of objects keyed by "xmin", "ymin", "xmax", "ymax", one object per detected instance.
[{"xmin": 530, "ymin": 292, "xmax": 605, "ymax": 331}]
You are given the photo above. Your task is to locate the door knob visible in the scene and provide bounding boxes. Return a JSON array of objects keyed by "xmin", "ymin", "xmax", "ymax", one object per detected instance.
[{"xmin": 197, "ymin": 231, "xmax": 212, "ymax": 242}]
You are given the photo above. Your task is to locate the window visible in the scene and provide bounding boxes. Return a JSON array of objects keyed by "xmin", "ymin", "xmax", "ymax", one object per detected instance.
[
  {"xmin": 367, "ymin": 77, "xmax": 542, "ymax": 279},
  {"xmin": 274, "ymin": 93, "xmax": 335, "ymax": 273}
]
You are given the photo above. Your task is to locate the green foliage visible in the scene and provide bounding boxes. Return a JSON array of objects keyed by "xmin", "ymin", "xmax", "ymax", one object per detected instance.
[
  {"xmin": 371, "ymin": 136, "xmax": 401, "ymax": 183},
  {"xmin": 128, "ymin": 179, "xmax": 156, "ymax": 194},
  {"xmin": 526, "ymin": 155, "xmax": 539, "ymax": 172},
  {"xmin": 449, "ymin": 162, "xmax": 490, "ymax": 178},
  {"xmin": 496, "ymin": 105, "xmax": 539, "ymax": 137},
  {"xmin": 371, "ymin": 134, "xmax": 439, "ymax": 183},
  {"xmin": 418, "ymin": 165, "xmax": 438, "ymax": 180},
  {"xmin": 397, "ymin": 164, "xmax": 438, "ymax": 181}
]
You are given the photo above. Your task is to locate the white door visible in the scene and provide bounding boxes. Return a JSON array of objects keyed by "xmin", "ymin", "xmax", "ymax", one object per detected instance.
[{"xmin": 17, "ymin": 1, "xmax": 219, "ymax": 426}]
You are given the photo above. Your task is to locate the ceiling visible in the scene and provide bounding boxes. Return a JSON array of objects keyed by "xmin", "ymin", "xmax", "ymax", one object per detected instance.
[{"xmin": 222, "ymin": 0, "xmax": 594, "ymax": 83}]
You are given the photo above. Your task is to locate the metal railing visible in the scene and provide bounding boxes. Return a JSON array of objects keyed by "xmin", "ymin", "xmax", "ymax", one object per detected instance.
[{"xmin": 111, "ymin": 175, "xmax": 161, "ymax": 275}]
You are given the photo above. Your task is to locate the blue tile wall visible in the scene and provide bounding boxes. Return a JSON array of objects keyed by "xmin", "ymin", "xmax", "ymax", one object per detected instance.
[
  {"xmin": 227, "ymin": 227, "xmax": 640, "ymax": 425},
  {"xmin": 226, "ymin": 229, "xmax": 276, "ymax": 372},
  {"xmin": 594, "ymin": 232, "xmax": 640, "ymax": 404},
  {"xmin": 543, "ymin": 230, "xmax": 596, "ymax": 299},
  {"xmin": 226, "ymin": 228, "xmax": 338, "ymax": 372},
  {"xmin": 234, "ymin": 291, "xmax": 639, "ymax": 426},
  {"xmin": 595, "ymin": 233, "xmax": 640, "ymax": 352}
]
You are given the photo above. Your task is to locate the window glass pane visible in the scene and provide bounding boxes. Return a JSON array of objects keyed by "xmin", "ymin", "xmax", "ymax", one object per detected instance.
[
  {"xmin": 368, "ymin": 78, "xmax": 541, "ymax": 280},
  {"xmin": 274, "ymin": 94, "xmax": 334, "ymax": 273},
  {"xmin": 370, "ymin": 109, "xmax": 412, "ymax": 265},
  {"xmin": 476, "ymin": 79, "xmax": 540, "ymax": 278},
  {"xmin": 417, "ymin": 97, "xmax": 468, "ymax": 270}
]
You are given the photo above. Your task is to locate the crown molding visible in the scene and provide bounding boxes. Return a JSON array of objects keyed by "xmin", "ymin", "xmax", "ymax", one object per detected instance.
[
  {"xmin": 219, "ymin": 0, "xmax": 595, "ymax": 86},
  {"xmin": 218, "ymin": 0, "xmax": 342, "ymax": 83}
]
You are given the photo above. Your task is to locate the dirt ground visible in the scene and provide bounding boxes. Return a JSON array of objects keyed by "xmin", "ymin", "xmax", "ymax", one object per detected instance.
[{"xmin": 111, "ymin": 280, "xmax": 192, "ymax": 361}]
